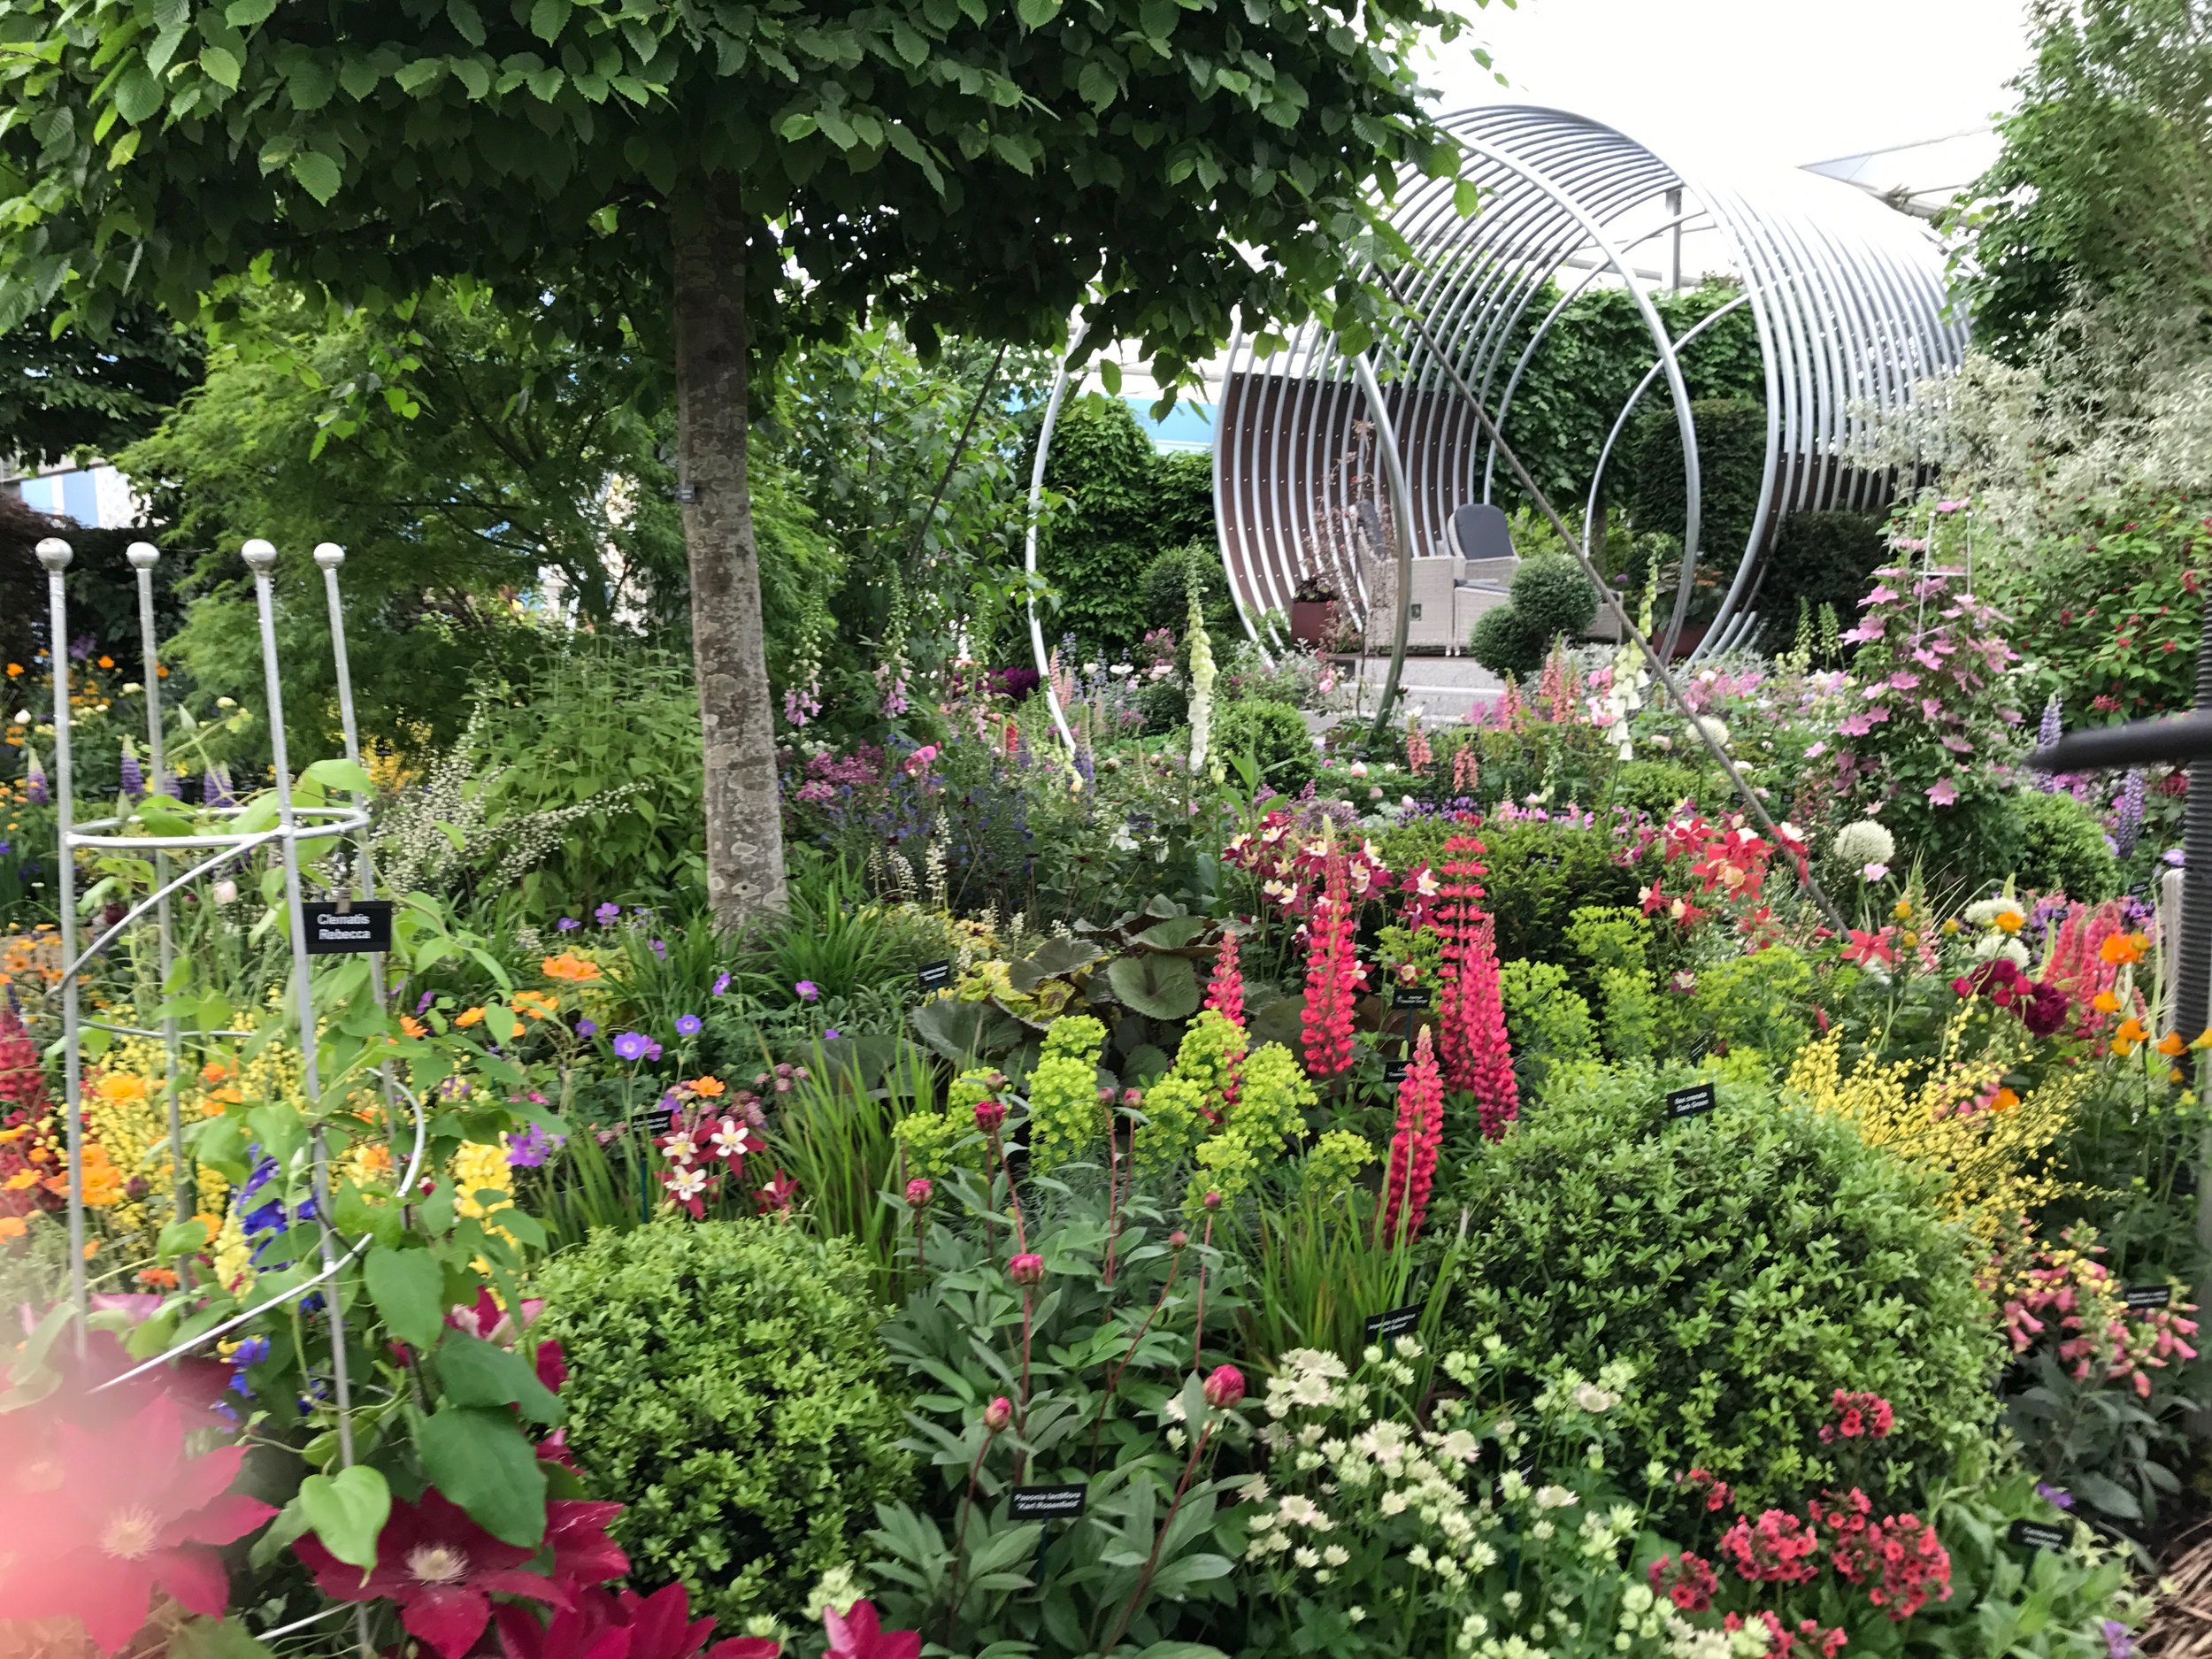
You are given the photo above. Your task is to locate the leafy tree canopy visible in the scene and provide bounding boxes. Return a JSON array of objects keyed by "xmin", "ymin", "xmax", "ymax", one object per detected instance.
[
  {"xmin": 1949, "ymin": 0, "xmax": 2212, "ymax": 361},
  {"xmin": 0, "ymin": 0, "xmax": 1458, "ymax": 372},
  {"xmin": 0, "ymin": 297, "xmax": 201, "ymax": 466}
]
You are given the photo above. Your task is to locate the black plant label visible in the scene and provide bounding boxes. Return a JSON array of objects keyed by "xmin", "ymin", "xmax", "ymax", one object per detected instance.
[
  {"xmin": 301, "ymin": 899, "xmax": 393, "ymax": 955},
  {"xmin": 1382, "ymin": 1058, "xmax": 1411, "ymax": 1085},
  {"xmin": 2007, "ymin": 1519, "xmax": 2070, "ymax": 1552},
  {"xmin": 917, "ymin": 959, "xmax": 954, "ymax": 990},
  {"xmin": 1391, "ymin": 987, "xmax": 1431, "ymax": 1010},
  {"xmin": 1009, "ymin": 1484, "xmax": 1088, "ymax": 1521},
  {"xmin": 1364, "ymin": 1304, "xmax": 1422, "ymax": 1342},
  {"xmin": 1664, "ymin": 1082, "xmax": 1717, "ymax": 1119},
  {"xmin": 2124, "ymin": 1284, "xmax": 2174, "ymax": 1310}
]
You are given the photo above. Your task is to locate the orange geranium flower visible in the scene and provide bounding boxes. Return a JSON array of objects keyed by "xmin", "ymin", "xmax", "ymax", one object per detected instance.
[
  {"xmin": 2101, "ymin": 932, "xmax": 2149, "ymax": 965},
  {"xmin": 541, "ymin": 953, "xmax": 602, "ymax": 984},
  {"xmin": 455, "ymin": 1006, "xmax": 485, "ymax": 1028}
]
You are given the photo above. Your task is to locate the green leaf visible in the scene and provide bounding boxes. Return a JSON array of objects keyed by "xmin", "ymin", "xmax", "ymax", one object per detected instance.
[
  {"xmin": 1134, "ymin": 916, "xmax": 1207, "ymax": 949},
  {"xmin": 364, "ymin": 1244, "xmax": 446, "ymax": 1350},
  {"xmin": 1099, "ymin": 357, "xmax": 1123, "ymax": 394},
  {"xmin": 1452, "ymin": 176, "xmax": 1482, "ymax": 219},
  {"xmin": 195, "ymin": 1117, "xmax": 250, "ymax": 1185},
  {"xmin": 910, "ymin": 997, "xmax": 1026, "ymax": 1062},
  {"xmin": 778, "ymin": 111, "xmax": 818, "ymax": 142},
  {"xmin": 302, "ymin": 757, "xmax": 374, "ymax": 794},
  {"xmin": 297, "ymin": 1466, "xmax": 390, "ymax": 1573},
  {"xmin": 171, "ymin": 1619, "xmax": 276, "ymax": 1659},
  {"xmin": 1008, "ymin": 935, "xmax": 1103, "ymax": 991},
  {"xmin": 200, "ymin": 47, "xmax": 242, "ymax": 89},
  {"xmin": 112, "ymin": 65, "xmax": 162, "ymax": 125},
  {"xmin": 529, "ymin": 0, "xmax": 573, "ymax": 42},
  {"xmin": 447, "ymin": 0, "xmax": 488, "ymax": 46},
  {"xmin": 418, "ymin": 1407, "xmax": 548, "ymax": 1546},
  {"xmin": 288, "ymin": 151, "xmax": 342, "ymax": 204},
  {"xmin": 2073, "ymin": 1471, "xmax": 2142, "ymax": 1520},
  {"xmin": 286, "ymin": 56, "xmax": 337, "ymax": 110},
  {"xmin": 226, "ymin": 0, "xmax": 280, "ymax": 25},
  {"xmin": 436, "ymin": 1332, "xmax": 565, "ymax": 1425},
  {"xmin": 1105, "ymin": 953, "xmax": 1200, "ymax": 1020},
  {"xmin": 1017, "ymin": 0, "xmax": 1061, "ymax": 25}
]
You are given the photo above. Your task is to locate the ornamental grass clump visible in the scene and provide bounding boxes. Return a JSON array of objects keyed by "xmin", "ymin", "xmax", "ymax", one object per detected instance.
[
  {"xmin": 1439, "ymin": 1062, "xmax": 1997, "ymax": 1515},
  {"xmin": 531, "ymin": 1218, "xmax": 913, "ymax": 1626}
]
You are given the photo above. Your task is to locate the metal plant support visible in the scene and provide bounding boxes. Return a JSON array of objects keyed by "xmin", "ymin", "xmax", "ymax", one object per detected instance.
[
  {"xmin": 1209, "ymin": 104, "xmax": 1967, "ymax": 665},
  {"xmin": 35, "ymin": 535, "xmax": 425, "ymax": 1646}
]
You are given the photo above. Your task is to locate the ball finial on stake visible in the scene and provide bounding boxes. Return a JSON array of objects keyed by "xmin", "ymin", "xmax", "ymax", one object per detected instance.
[
  {"xmin": 125, "ymin": 541, "xmax": 161, "ymax": 569},
  {"xmin": 240, "ymin": 538, "xmax": 279, "ymax": 571},
  {"xmin": 312, "ymin": 542, "xmax": 346, "ymax": 569},
  {"xmin": 34, "ymin": 537, "xmax": 73, "ymax": 572}
]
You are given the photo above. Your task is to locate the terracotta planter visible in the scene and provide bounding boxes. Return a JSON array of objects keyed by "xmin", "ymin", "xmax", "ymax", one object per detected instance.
[{"xmin": 1290, "ymin": 600, "xmax": 1334, "ymax": 647}]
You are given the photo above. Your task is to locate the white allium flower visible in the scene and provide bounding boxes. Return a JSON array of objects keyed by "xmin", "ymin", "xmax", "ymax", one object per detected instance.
[{"xmin": 1831, "ymin": 818, "xmax": 1895, "ymax": 868}]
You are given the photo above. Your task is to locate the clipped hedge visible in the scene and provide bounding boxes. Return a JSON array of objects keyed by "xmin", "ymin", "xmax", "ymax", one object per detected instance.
[
  {"xmin": 533, "ymin": 1219, "xmax": 912, "ymax": 1624},
  {"xmin": 1437, "ymin": 1062, "xmax": 1998, "ymax": 1516}
]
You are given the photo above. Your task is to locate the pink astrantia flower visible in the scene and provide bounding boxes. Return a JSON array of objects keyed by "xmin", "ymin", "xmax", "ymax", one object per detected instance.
[{"xmin": 1926, "ymin": 777, "xmax": 1959, "ymax": 806}]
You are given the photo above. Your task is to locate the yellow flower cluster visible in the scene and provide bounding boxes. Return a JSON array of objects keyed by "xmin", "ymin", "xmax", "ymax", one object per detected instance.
[
  {"xmin": 453, "ymin": 1138, "xmax": 514, "ymax": 1220},
  {"xmin": 1785, "ymin": 1019, "xmax": 2080, "ymax": 1240}
]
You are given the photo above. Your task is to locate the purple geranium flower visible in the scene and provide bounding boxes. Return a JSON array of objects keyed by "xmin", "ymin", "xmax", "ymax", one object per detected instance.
[
  {"xmin": 576, "ymin": 1018, "xmax": 597, "ymax": 1037},
  {"xmin": 595, "ymin": 902, "xmax": 620, "ymax": 925},
  {"xmin": 650, "ymin": 938, "xmax": 667, "ymax": 960},
  {"xmin": 557, "ymin": 917, "xmax": 579, "ymax": 932},
  {"xmin": 2035, "ymin": 1481, "xmax": 2073, "ymax": 1510},
  {"xmin": 506, "ymin": 1123, "xmax": 564, "ymax": 1168},
  {"xmin": 675, "ymin": 1014, "xmax": 702, "ymax": 1037},
  {"xmin": 795, "ymin": 980, "xmax": 819, "ymax": 1002},
  {"xmin": 712, "ymin": 972, "xmax": 732, "ymax": 996},
  {"xmin": 824, "ymin": 1027, "xmax": 841, "ymax": 1041},
  {"xmin": 612, "ymin": 1031, "xmax": 649, "ymax": 1061}
]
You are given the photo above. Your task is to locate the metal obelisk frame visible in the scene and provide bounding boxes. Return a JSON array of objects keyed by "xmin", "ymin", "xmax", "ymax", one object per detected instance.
[{"xmin": 35, "ymin": 534, "xmax": 426, "ymax": 1649}]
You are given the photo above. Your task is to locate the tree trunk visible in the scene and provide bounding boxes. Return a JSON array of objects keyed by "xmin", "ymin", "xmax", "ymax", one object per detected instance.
[{"xmin": 672, "ymin": 182, "xmax": 787, "ymax": 930}]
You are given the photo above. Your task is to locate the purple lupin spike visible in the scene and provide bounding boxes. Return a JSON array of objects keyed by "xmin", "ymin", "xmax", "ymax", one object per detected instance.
[
  {"xmin": 2116, "ymin": 769, "xmax": 2146, "ymax": 860},
  {"xmin": 118, "ymin": 736, "xmax": 143, "ymax": 801},
  {"xmin": 204, "ymin": 763, "xmax": 235, "ymax": 810},
  {"xmin": 23, "ymin": 747, "xmax": 47, "ymax": 807},
  {"xmin": 2035, "ymin": 695, "xmax": 2062, "ymax": 793}
]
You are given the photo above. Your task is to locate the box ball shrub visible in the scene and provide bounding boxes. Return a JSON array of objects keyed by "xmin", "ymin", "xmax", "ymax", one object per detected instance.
[
  {"xmin": 532, "ymin": 1218, "xmax": 912, "ymax": 1624},
  {"xmin": 1469, "ymin": 602, "xmax": 1545, "ymax": 680},
  {"xmin": 1212, "ymin": 698, "xmax": 1316, "ymax": 796},
  {"xmin": 2012, "ymin": 788, "xmax": 2121, "ymax": 901},
  {"xmin": 1437, "ymin": 1062, "xmax": 1998, "ymax": 1517},
  {"xmin": 1509, "ymin": 552, "xmax": 1599, "ymax": 647}
]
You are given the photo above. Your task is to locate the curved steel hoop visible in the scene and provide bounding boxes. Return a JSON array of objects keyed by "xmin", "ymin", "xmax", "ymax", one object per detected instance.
[{"xmin": 1213, "ymin": 104, "xmax": 1966, "ymax": 659}]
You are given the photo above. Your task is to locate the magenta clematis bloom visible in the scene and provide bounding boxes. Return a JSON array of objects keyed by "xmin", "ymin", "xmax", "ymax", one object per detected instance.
[{"xmin": 293, "ymin": 1488, "xmax": 572, "ymax": 1659}]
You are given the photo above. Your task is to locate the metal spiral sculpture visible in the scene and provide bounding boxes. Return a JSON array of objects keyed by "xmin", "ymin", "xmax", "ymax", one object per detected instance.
[{"xmin": 1209, "ymin": 103, "xmax": 1969, "ymax": 662}]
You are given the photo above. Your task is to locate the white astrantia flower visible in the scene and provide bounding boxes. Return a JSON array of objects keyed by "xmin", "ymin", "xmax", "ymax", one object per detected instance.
[
  {"xmin": 1294, "ymin": 1547, "xmax": 1320, "ymax": 1569},
  {"xmin": 1274, "ymin": 1494, "xmax": 1330, "ymax": 1529},
  {"xmin": 1573, "ymin": 1381, "xmax": 1617, "ymax": 1414},
  {"xmin": 1323, "ymin": 1545, "xmax": 1349, "ymax": 1567},
  {"xmin": 1532, "ymin": 1484, "xmax": 1578, "ymax": 1509},
  {"xmin": 1235, "ymin": 1474, "xmax": 1270, "ymax": 1503}
]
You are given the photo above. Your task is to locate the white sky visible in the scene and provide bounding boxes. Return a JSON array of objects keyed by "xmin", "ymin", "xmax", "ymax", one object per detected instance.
[{"xmin": 1422, "ymin": 0, "xmax": 2034, "ymax": 173}]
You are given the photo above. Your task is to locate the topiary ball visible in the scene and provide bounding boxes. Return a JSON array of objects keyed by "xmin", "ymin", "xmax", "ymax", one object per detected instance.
[
  {"xmin": 532, "ymin": 1219, "xmax": 912, "ymax": 1624},
  {"xmin": 1469, "ymin": 603, "xmax": 1545, "ymax": 680},
  {"xmin": 1212, "ymin": 697, "xmax": 1317, "ymax": 796},
  {"xmin": 1435, "ymin": 1061, "xmax": 1998, "ymax": 1519},
  {"xmin": 2011, "ymin": 787, "xmax": 2121, "ymax": 901},
  {"xmin": 1509, "ymin": 552, "xmax": 1600, "ymax": 646}
]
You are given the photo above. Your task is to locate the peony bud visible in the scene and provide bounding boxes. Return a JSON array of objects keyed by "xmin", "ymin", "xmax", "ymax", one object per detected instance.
[
  {"xmin": 1008, "ymin": 1252, "xmax": 1046, "ymax": 1286},
  {"xmin": 1203, "ymin": 1364, "xmax": 1246, "ymax": 1409},
  {"xmin": 983, "ymin": 1395, "xmax": 1014, "ymax": 1431},
  {"xmin": 1202, "ymin": 1191, "xmax": 1222, "ymax": 1211},
  {"xmin": 905, "ymin": 1177, "xmax": 933, "ymax": 1209},
  {"xmin": 1169, "ymin": 1228, "xmax": 1188, "ymax": 1250},
  {"xmin": 974, "ymin": 1098, "xmax": 1008, "ymax": 1133}
]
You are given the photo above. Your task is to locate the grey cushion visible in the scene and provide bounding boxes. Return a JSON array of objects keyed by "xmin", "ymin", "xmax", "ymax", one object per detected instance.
[{"xmin": 1449, "ymin": 502, "xmax": 1513, "ymax": 564}]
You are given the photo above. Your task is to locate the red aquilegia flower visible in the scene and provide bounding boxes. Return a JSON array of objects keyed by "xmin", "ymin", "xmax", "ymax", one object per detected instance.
[
  {"xmin": 294, "ymin": 1488, "xmax": 585, "ymax": 1659},
  {"xmin": 0, "ymin": 1390, "xmax": 278, "ymax": 1655}
]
